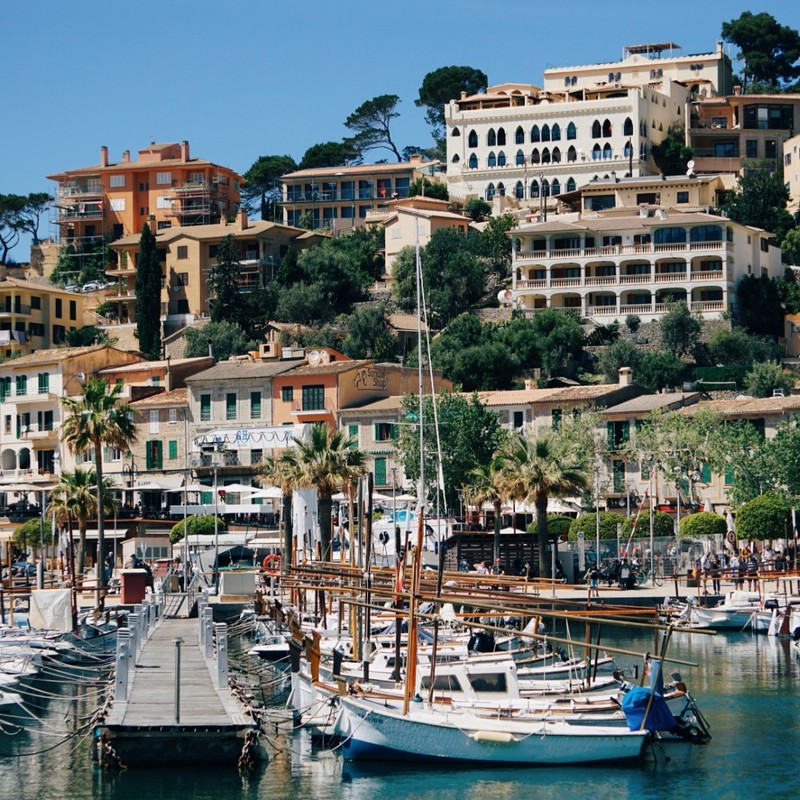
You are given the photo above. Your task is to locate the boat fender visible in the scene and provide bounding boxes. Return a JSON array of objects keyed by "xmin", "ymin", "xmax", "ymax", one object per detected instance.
[{"xmin": 469, "ymin": 730, "xmax": 517, "ymax": 744}]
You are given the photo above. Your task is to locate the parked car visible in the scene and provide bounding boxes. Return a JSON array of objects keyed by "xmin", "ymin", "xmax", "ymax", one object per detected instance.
[
  {"xmin": 81, "ymin": 280, "xmax": 106, "ymax": 292},
  {"xmin": 64, "ymin": 283, "xmax": 80, "ymax": 293}
]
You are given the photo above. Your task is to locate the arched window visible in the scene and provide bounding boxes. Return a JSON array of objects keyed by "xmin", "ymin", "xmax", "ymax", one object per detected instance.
[
  {"xmin": 615, "ymin": 72, "xmax": 621, "ymax": 82},
  {"xmin": 571, "ymin": 76, "xmax": 577, "ymax": 86},
  {"xmin": 567, "ymin": 122, "xmax": 577, "ymax": 140},
  {"xmin": 487, "ymin": 151, "xmax": 497, "ymax": 168},
  {"xmin": 497, "ymin": 182, "xmax": 506, "ymax": 197},
  {"xmin": 592, "ymin": 144, "xmax": 602, "ymax": 160},
  {"xmin": 650, "ymin": 69, "xmax": 656, "ymax": 79},
  {"xmin": 530, "ymin": 180, "xmax": 540, "ymax": 198},
  {"xmin": 515, "ymin": 180, "xmax": 524, "ymax": 199},
  {"xmin": 452, "ymin": 154, "xmax": 460, "ymax": 163},
  {"xmin": 487, "ymin": 129, "xmax": 497, "ymax": 146},
  {"xmin": 551, "ymin": 179, "xmax": 561, "ymax": 196},
  {"xmin": 541, "ymin": 147, "xmax": 551, "ymax": 164},
  {"xmin": 551, "ymin": 123, "xmax": 561, "ymax": 141},
  {"xmin": 566, "ymin": 177, "xmax": 576, "ymax": 192},
  {"xmin": 623, "ymin": 141, "xmax": 633, "ymax": 159},
  {"xmin": 468, "ymin": 130, "xmax": 478, "ymax": 148},
  {"xmin": 531, "ymin": 125, "xmax": 540, "ymax": 143},
  {"xmin": 542, "ymin": 178, "xmax": 550, "ymax": 196},
  {"xmin": 592, "ymin": 120, "xmax": 601, "ymax": 139},
  {"xmin": 567, "ymin": 145, "xmax": 577, "ymax": 162},
  {"xmin": 530, "ymin": 148, "xmax": 540, "ymax": 164},
  {"xmin": 623, "ymin": 117, "xmax": 633, "ymax": 136},
  {"xmin": 565, "ymin": 77, "xmax": 571, "ymax": 87},
  {"xmin": 486, "ymin": 182, "xmax": 496, "ymax": 200},
  {"xmin": 497, "ymin": 128, "xmax": 506, "ymax": 146},
  {"xmin": 468, "ymin": 153, "xmax": 478, "ymax": 169},
  {"xmin": 603, "ymin": 143, "xmax": 612, "ymax": 159},
  {"xmin": 515, "ymin": 126, "xmax": 525, "ymax": 145},
  {"xmin": 515, "ymin": 149, "xmax": 525, "ymax": 166},
  {"xmin": 451, "ymin": 127, "xmax": 461, "ymax": 137},
  {"xmin": 497, "ymin": 151, "xmax": 506, "ymax": 166},
  {"xmin": 542, "ymin": 124, "xmax": 551, "ymax": 142},
  {"xmin": 602, "ymin": 119, "xmax": 612, "ymax": 137},
  {"xmin": 608, "ymin": 72, "xmax": 615, "ymax": 82},
  {"xmin": 552, "ymin": 147, "xmax": 561, "ymax": 163}
]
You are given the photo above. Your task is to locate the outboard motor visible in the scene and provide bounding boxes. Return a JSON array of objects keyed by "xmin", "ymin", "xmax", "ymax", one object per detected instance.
[{"xmin": 467, "ymin": 631, "xmax": 495, "ymax": 653}]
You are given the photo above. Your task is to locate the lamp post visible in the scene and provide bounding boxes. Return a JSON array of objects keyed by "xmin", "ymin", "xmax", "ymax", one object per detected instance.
[
  {"xmin": 594, "ymin": 463, "xmax": 601, "ymax": 568},
  {"xmin": 211, "ymin": 442, "xmax": 225, "ymax": 587}
]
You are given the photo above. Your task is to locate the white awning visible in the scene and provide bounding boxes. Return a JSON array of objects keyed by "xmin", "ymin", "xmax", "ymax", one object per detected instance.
[
  {"xmin": 125, "ymin": 475, "xmax": 184, "ymax": 492},
  {"xmin": 193, "ymin": 424, "xmax": 307, "ymax": 450},
  {"xmin": 80, "ymin": 529, "xmax": 129, "ymax": 540}
]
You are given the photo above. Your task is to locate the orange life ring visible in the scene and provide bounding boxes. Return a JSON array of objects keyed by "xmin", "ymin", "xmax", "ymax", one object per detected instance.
[{"xmin": 262, "ymin": 554, "xmax": 281, "ymax": 574}]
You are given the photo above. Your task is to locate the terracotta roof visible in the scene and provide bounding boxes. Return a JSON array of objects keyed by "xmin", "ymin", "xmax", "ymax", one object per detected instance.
[
  {"xmin": 110, "ymin": 220, "xmax": 304, "ymax": 248},
  {"xmin": 477, "ymin": 384, "xmax": 631, "ymax": 406},
  {"xmin": 47, "ymin": 157, "xmax": 240, "ymax": 180},
  {"xmin": 679, "ymin": 396, "xmax": 800, "ymax": 418},
  {"xmin": 0, "ymin": 278, "xmax": 81, "ymax": 295},
  {"xmin": 97, "ymin": 357, "xmax": 212, "ymax": 374},
  {"xmin": 282, "ymin": 161, "xmax": 438, "ymax": 179},
  {"xmin": 387, "ymin": 313, "xmax": 429, "ymax": 333},
  {"xmin": 185, "ymin": 359, "xmax": 304, "ymax": 382},
  {"xmin": 0, "ymin": 344, "xmax": 121, "ymax": 369},
  {"xmin": 130, "ymin": 388, "xmax": 189, "ymax": 407}
]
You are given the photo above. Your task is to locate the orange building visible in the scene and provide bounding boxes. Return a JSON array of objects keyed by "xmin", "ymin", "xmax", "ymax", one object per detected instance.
[{"xmin": 47, "ymin": 141, "xmax": 242, "ymax": 247}]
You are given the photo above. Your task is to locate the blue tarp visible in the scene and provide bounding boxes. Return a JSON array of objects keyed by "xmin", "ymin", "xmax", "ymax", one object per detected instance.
[{"xmin": 620, "ymin": 686, "xmax": 677, "ymax": 732}]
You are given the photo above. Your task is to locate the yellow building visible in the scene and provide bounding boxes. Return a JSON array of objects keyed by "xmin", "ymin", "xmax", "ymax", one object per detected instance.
[{"xmin": 0, "ymin": 277, "xmax": 86, "ymax": 357}]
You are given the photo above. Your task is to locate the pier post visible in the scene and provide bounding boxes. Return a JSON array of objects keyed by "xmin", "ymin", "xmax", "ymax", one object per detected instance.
[
  {"xmin": 114, "ymin": 629, "xmax": 130, "ymax": 700},
  {"xmin": 202, "ymin": 606, "xmax": 213, "ymax": 659},
  {"xmin": 128, "ymin": 614, "xmax": 139, "ymax": 659},
  {"xmin": 214, "ymin": 623, "xmax": 228, "ymax": 689},
  {"xmin": 197, "ymin": 596, "xmax": 207, "ymax": 646},
  {"xmin": 174, "ymin": 637, "xmax": 183, "ymax": 723}
]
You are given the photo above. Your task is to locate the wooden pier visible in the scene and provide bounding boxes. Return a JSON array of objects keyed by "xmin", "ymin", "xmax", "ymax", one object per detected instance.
[{"xmin": 98, "ymin": 603, "xmax": 259, "ymax": 767}]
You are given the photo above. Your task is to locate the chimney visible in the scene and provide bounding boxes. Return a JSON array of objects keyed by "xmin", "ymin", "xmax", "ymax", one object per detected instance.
[
  {"xmin": 122, "ymin": 150, "xmax": 130, "ymax": 163},
  {"xmin": 733, "ymin": 85, "xmax": 742, "ymax": 96},
  {"xmin": 181, "ymin": 140, "xmax": 190, "ymax": 162},
  {"xmin": 618, "ymin": 366, "xmax": 633, "ymax": 386},
  {"xmin": 100, "ymin": 146, "xmax": 109, "ymax": 167},
  {"xmin": 238, "ymin": 209, "xmax": 248, "ymax": 230}
]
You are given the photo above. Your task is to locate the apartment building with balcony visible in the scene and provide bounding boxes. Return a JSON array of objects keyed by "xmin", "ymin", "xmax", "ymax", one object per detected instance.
[
  {"xmin": 542, "ymin": 41, "xmax": 732, "ymax": 98},
  {"xmin": 444, "ymin": 80, "xmax": 688, "ymax": 207},
  {"xmin": 47, "ymin": 141, "xmax": 242, "ymax": 246},
  {"xmin": 0, "ymin": 345, "xmax": 141, "ymax": 504},
  {"xmin": 689, "ymin": 92, "xmax": 800, "ymax": 175},
  {"xmin": 509, "ymin": 205, "xmax": 782, "ymax": 323},
  {"xmin": 279, "ymin": 156, "xmax": 440, "ymax": 232},
  {"xmin": 106, "ymin": 211, "xmax": 314, "ymax": 324},
  {"xmin": 0, "ymin": 278, "xmax": 86, "ymax": 357}
]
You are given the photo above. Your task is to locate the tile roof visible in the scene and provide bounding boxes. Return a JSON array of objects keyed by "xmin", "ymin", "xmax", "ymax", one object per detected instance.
[
  {"xmin": 282, "ymin": 161, "xmax": 438, "ymax": 179},
  {"xmin": 110, "ymin": 220, "xmax": 304, "ymax": 248},
  {"xmin": 679, "ymin": 396, "xmax": 800, "ymax": 417},
  {"xmin": 185, "ymin": 359, "xmax": 304, "ymax": 382},
  {"xmin": 0, "ymin": 344, "xmax": 116, "ymax": 369},
  {"xmin": 130, "ymin": 388, "xmax": 188, "ymax": 407},
  {"xmin": 97, "ymin": 356, "xmax": 212, "ymax": 374},
  {"xmin": 602, "ymin": 392, "xmax": 701, "ymax": 415},
  {"xmin": 281, "ymin": 359, "xmax": 373, "ymax": 377},
  {"xmin": 0, "ymin": 278, "xmax": 81, "ymax": 295}
]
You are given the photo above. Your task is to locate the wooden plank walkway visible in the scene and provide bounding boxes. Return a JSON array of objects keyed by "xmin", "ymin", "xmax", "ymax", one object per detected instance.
[{"xmin": 106, "ymin": 617, "xmax": 246, "ymax": 726}]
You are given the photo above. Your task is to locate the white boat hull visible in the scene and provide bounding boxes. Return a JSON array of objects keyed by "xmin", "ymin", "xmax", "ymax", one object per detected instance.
[{"xmin": 338, "ymin": 695, "xmax": 647, "ymax": 765}]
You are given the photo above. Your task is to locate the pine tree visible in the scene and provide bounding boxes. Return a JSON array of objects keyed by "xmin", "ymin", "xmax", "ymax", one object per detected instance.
[
  {"xmin": 208, "ymin": 234, "xmax": 244, "ymax": 327},
  {"xmin": 135, "ymin": 223, "xmax": 162, "ymax": 359}
]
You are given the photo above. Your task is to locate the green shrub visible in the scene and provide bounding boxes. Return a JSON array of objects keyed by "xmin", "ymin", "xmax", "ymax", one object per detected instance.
[
  {"xmin": 528, "ymin": 514, "xmax": 574, "ymax": 539},
  {"xmin": 621, "ymin": 509, "xmax": 675, "ymax": 539},
  {"xmin": 735, "ymin": 493, "xmax": 791, "ymax": 541},
  {"xmin": 567, "ymin": 511, "xmax": 625, "ymax": 541},
  {"xmin": 679, "ymin": 511, "xmax": 727, "ymax": 539},
  {"xmin": 170, "ymin": 515, "xmax": 227, "ymax": 544}
]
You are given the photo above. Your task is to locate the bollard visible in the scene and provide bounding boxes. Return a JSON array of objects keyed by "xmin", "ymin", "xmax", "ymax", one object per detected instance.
[
  {"xmin": 114, "ymin": 630, "xmax": 130, "ymax": 700},
  {"xmin": 197, "ymin": 598, "xmax": 207, "ymax": 645},
  {"xmin": 128, "ymin": 614, "xmax": 139, "ymax": 660},
  {"xmin": 174, "ymin": 638, "xmax": 183, "ymax": 723},
  {"xmin": 214, "ymin": 623, "xmax": 228, "ymax": 689},
  {"xmin": 202, "ymin": 607, "xmax": 214, "ymax": 659}
]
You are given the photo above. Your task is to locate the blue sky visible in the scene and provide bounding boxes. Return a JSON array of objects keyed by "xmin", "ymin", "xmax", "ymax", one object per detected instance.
[{"xmin": 2, "ymin": 0, "xmax": 798, "ymax": 259}]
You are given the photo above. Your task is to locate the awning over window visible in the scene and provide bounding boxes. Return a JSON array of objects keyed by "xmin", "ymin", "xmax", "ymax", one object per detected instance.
[{"xmin": 193, "ymin": 424, "xmax": 307, "ymax": 450}]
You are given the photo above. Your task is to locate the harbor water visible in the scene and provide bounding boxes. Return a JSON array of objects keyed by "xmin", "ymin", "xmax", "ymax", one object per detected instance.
[{"xmin": 0, "ymin": 627, "xmax": 798, "ymax": 800}]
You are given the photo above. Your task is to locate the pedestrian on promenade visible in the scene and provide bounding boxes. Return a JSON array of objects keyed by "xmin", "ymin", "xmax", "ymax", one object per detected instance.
[
  {"xmin": 710, "ymin": 552, "xmax": 721, "ymax": 594},
  {"xmin": 746, "ymin": 553, "xmax": 759, "ymax": 592}
]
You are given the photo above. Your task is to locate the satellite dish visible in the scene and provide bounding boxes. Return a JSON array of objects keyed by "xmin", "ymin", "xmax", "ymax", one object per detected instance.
[
  {"xmin": 497, "ymin": 289, "xmax": 513, "ymax": 305},
  {"xmin": 308, "ymin": 350, "xmax": 320, "ymax": 366},
  {"xmin": 319, "ymin": 350, "xmax": 330, "ymax": 364},
  {"xmin": 687, "ymin": 160, "xmax": 696, "ymax": 170}
]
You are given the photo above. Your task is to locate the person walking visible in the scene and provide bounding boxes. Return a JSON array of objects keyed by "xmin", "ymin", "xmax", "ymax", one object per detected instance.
[{"xmin": 710, "ymin": 552, "xmax": 721, "ymax": 594}]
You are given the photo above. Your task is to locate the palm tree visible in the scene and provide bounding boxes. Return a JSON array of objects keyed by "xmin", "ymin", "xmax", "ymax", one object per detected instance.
[
  {"xmin": 464, "ymin": 454, "xmax": 507, "ymax": 562},
  {"xmin": 502, "ymin": 430, "xmax": 590, "ymax": 578},
  {"xmin": 61, "ymin": 378, "xmax": 135, "ymax": 591},
  {"xmin": 292, "ymin": 423, "xmax": 366, "ymax": 561},
  {"xmin": 262, "ymin": 448, "xmax": 300, "ymax": 567}
]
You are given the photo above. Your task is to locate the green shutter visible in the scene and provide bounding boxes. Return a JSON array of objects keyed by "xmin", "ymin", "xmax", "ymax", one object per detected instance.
[
  {"xmin": 641, "ymin": 461, "xmax": 651, "ymax": 480},
  {"xmin": 168, "ymin": 440, "xmax": 178, "ymax": 460},
  {"xmin": 103, "ymin": 446, "xmax": 110, "ymax": 462},
  {"xmin": 200, "ymin": 394, "xmax": 211, "ymax": 422},
  {"xmin": 374, "ymin": 457, "xmax": 387, "ymax": 486},
  {"xmin": 374, "ymin": 423, "xmax": 381, "ymax": 441},
  {"xmin": 607, "ymin": 422, "xmax": 614, "ymax": 450},
  {"xmin": 552, "ymin": 409, "xmax": 562, "ymax": 430},
  {"xmin": 621, "ymin": 421, "xmax": 630, "ymax": 444},
  {"xmin": 38, "ymin": 373, "xmax": 49, "ymax": 393},
  {"xmin": 724, "ymin": 467, "xmax": 734, "ymax": 485},
  {"xmin": 200, "ymin": 491, "xmax": 212, "ymax": 505},
  {"xmin": 348, "ymin": 424, "xmax": 358, "ymax": 438},
  {"xmin": 391, "ymin": 424, "xmax": 399, "ymax": 440},
  {"xmin": 250, "ymin": 391, "xmax": 261, "ymax": 420},
  {"xmin": 701, "ymin": 463, "xmax": 711, "ymax": 483}
]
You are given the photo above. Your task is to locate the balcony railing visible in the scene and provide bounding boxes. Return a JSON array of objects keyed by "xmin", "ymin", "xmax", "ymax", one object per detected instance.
[
  {"xmin": 519, "ymin": 299, "xmax": 726, "ymax": 317},
  {"xmin": 515, "ymin": 241, "xmax": 728, "ymax": 262},
  {"xmin": 517, "ymin": 266, "xmax": 727, "ymax": 291},
  {"xmin": 291, "ymin": 399, "xmax": 335, "ymax": 416}
]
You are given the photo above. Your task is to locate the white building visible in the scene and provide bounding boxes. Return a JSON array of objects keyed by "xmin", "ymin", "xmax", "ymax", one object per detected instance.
[
  {"xmin": 509, "ymin": 206, "xmax": 782, "ymax": 323},
  {"xmin": 784, "ymin": 132, "xmax": 800, "ymax": 217}
]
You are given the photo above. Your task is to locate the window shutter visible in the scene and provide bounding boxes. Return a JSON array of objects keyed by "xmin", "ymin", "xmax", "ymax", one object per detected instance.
[
  {"xmin": 701, "ymin": 463, "xmax": 711, "ymax": 483},
  {"xmin": 606, "ymin": 422, "xmax": 614, "ymax": 450},
  {"xmin": 391, "ymin": 424, "xmax": 399, "ymax": 440},
  {"xmin": 374, "ymin": 423, "xmax": 380, "ymax": 441},
  {"xmin": 621, "ymin": 421, "xmax": 630, "ymax": 444}
]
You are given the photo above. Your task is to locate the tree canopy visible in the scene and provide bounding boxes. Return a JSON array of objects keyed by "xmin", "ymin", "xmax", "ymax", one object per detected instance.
[
  {"xmin": 722, "ymin": 11, "xmax": 800, "ymax": 89},
  {"xmin": 344, "ymin": 95, "xmax": 403, "ymax": 162},
  {"xmin": 650, "ymin": 126, "xmax": 693, "ymax": 176},
  {"xmin": 184, "ymin": 320, "xmax": 257, "ymax": 362},
  {"xmin": 0, "ymin": 192, "xmax": 52, "ymax": 262},
  {"xmin": 659, "ymin": 301, "xmax": 703, "ymax": 358},
  {"xmin": 299, "ymin": 141, "xmax": 360, "ymax": 170},
  {"xmin": 208, "ymin": 234, "xmax": 244, "ymax": 327},
  {"xmin": 242, "ymin": 154, "xmax": 297, "ymax": 220},
  {"xmin": 734, "ymin": 493, "xmax": 791, "ymax": 540},
  {"xmin": 725, "ymin": 171, "xmax": 793, "ymax": 243}
]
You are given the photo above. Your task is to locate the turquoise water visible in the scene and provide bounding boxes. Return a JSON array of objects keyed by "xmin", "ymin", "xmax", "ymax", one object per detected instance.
[{"xmin": 1, "ymin": 630, "xmax": 798, "ymax": 800}]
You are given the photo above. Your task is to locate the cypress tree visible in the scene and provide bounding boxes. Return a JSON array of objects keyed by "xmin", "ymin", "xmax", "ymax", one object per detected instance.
[{"xmin": 135, "ymin": 223, "xmax": 162, "ymax": 359}]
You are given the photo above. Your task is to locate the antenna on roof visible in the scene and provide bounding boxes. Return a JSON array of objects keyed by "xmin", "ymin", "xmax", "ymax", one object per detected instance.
[{"xmin": 686, "ymin": 159, "xmax": 696, "ymax": 178}]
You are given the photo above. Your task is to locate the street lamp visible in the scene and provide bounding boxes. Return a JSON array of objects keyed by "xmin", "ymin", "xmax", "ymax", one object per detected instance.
[
  {"xmin": 594, "ymin": 463, "xmax": 601, "ymax": 568},
  {"xmin": 211, "ymin": 442, "xmax": 226, "ymax": 587}
]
